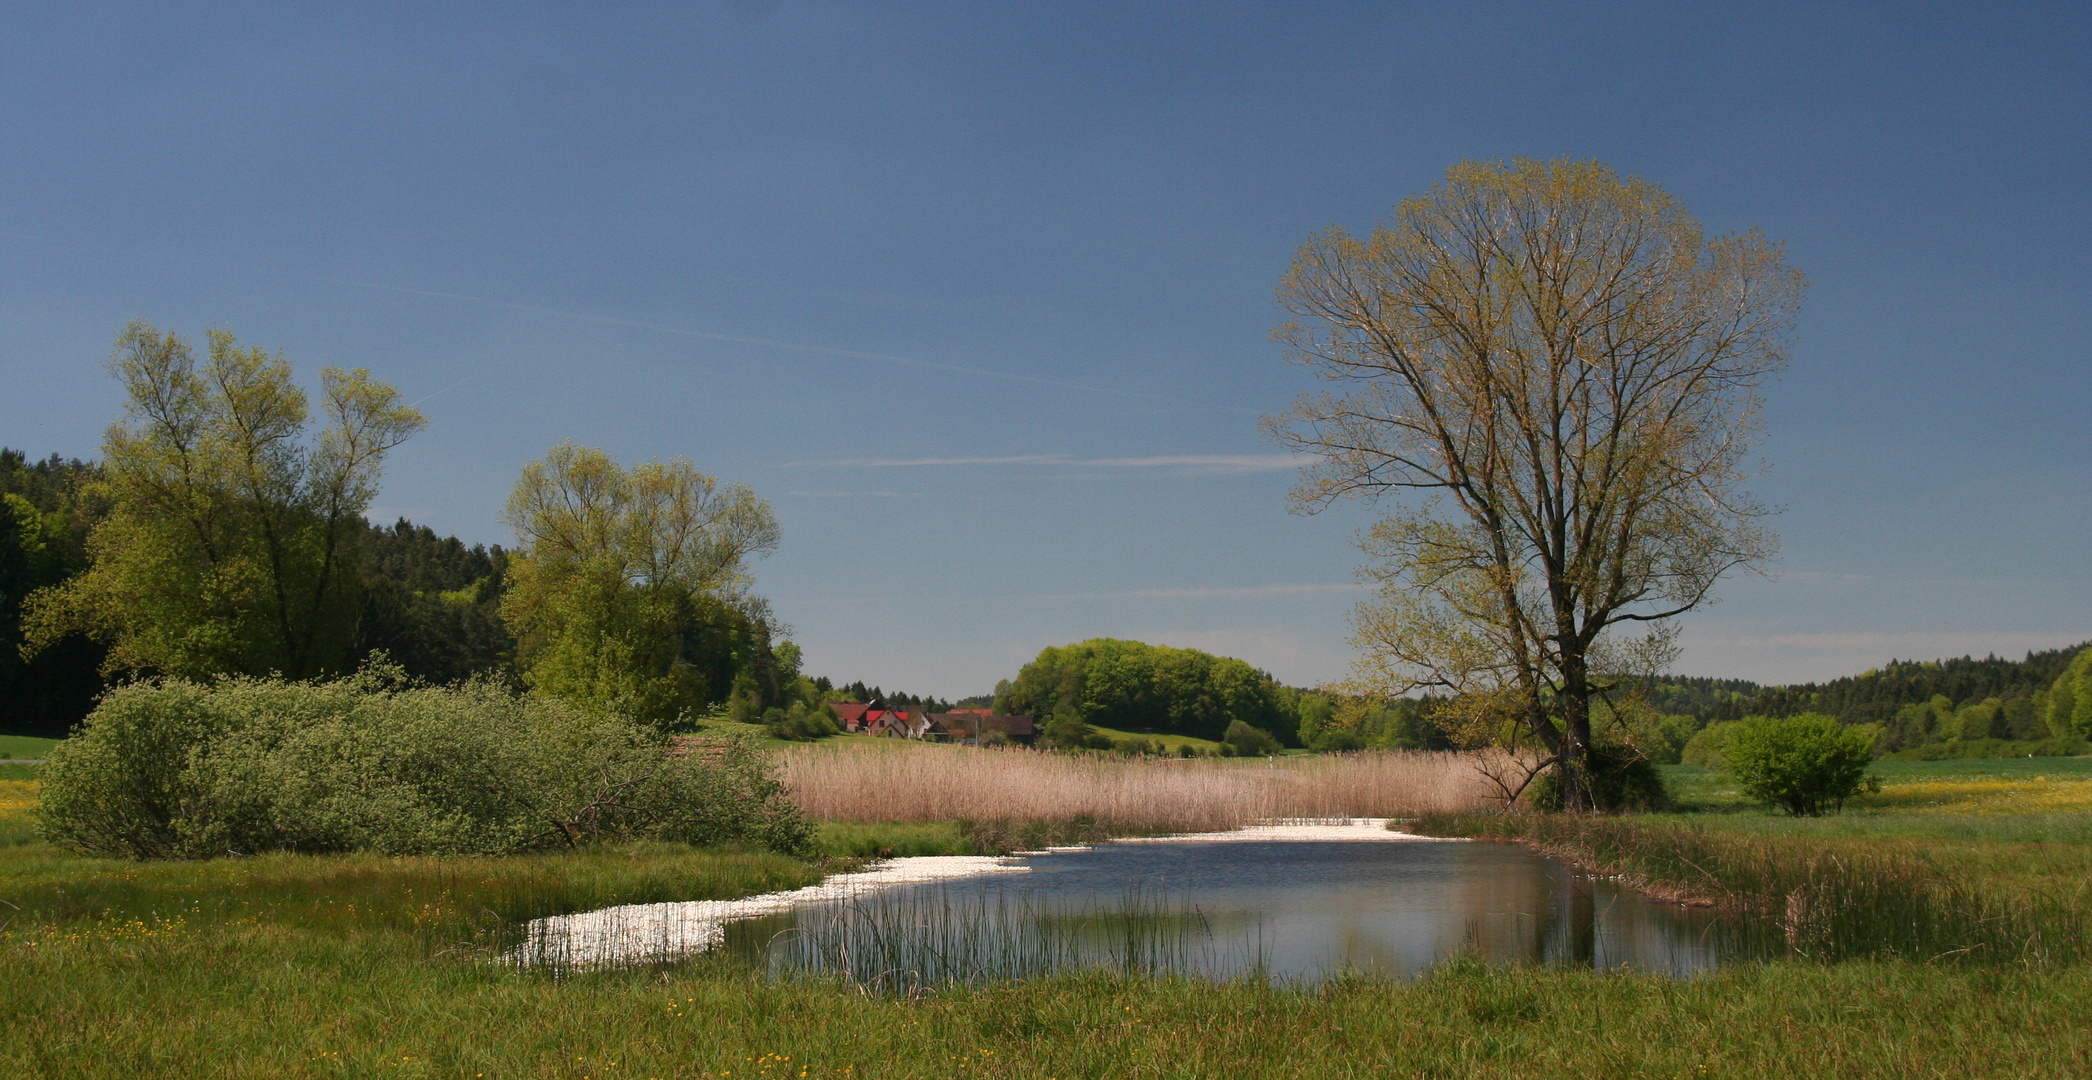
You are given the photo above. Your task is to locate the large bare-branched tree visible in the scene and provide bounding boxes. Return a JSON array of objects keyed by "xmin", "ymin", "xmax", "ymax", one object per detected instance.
[{"xmin": 1267, "ymin": 159, "xmax": 1803, "ymax": 810}]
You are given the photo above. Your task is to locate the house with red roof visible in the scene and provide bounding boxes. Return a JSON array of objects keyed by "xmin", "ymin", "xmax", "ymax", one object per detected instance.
[{"xmin": 827, "ymin": 702, "xmax": 930, "ymax": 739}]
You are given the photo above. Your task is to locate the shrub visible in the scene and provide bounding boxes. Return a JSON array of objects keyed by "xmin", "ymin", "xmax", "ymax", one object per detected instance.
[
  {"xmin": 1307, "ymin": 727, "xmax": 1365, "ymax": 753},
  {"xmin": 1525, "ymin": 743, "xmax": 1668, "ymax": 812},
  {"xmin": 763, "ymin": 702, "xmax": 841, "ymax": 742},
  {"xmin": 37, "ymin": 669, "xmax": 812, "ymax": 859},
  {"xmin": 1221, "ymin": 720, "xmax": 1280, "ymax": 757},
  {"xmin": 1724, "ymin": 713, "xmax": 1878, "ymax": 816}
]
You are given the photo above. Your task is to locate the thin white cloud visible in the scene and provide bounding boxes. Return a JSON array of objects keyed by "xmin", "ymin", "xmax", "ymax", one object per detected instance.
[
  {"xmin": 786, "ymin": 490, "xmax": 927, "ymax": 499},
  {"xmin": 793, "ymin": 453, "xmax": 1300, "ymax": 472},
  {"xmin": 1029, "ymin": 583, "xmax": 1364, "ymax": 601},
  {"xmin": 775, "ymin": 583, "xmax": 1364, "ymax": 607},
  {"xmin": 1773, "ymin": 571, "xmax": 1876, "ymax": 585},
  {"xmin": 334, "ymin": 279, "xmax": 1255, "ymax": 414}
]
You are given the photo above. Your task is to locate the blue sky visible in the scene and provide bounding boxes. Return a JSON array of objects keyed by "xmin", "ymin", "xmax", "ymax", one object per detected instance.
[{"xmin": 3, "ymin": 2, "xmax": 2086, "ymax": 696}]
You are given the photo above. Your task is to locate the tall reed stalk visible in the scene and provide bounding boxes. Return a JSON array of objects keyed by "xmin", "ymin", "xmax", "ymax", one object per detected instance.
[
  {"xmin": 780, "ymin": 746, "xmax": 1510, "ymax": 832},
  {"xmin": 758, "ymin": 885, "xmax": 1264, "ymax": 994}
]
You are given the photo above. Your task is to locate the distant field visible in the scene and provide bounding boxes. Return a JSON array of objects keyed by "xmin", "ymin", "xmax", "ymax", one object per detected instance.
[
  {"xmin": 1086, "ymin": 724, "xmax": 1224, "ymax": 753},
  {"xmin": 0, "ymin": 734, "xmax": 58, "ymax": 760},
  {"xmin": 1651, "ymin": 757, "xmax": 2092, "ymax": 898},
  {"xmin": 1665, "ymin": 756, "xmax": 2092, "ymax": 815}
]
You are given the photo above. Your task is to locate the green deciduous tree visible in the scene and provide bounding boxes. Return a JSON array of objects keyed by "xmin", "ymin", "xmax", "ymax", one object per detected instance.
[
  {"xmin": 2045, "ymin": 647, "xmax": 2092, "ymax": 740},
  {"xmin": 499, "ymin": 443, "xmax": 781, "ymax": 727},
  {"xmin": 24, "ymin": 322, "xmax": 423, "ymax": 680},
  {"xmin": 996, "ymin": 638, "xmax": 1300, "ymax": 744},
  {"xmin": 1268, "ymin": 159, "xmax": 1802, "ymax": 810}
]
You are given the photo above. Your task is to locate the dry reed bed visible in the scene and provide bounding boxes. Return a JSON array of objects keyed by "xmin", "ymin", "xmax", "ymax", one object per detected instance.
[{"xmin": 780, "ymin": 745, "xmax": 1511, "ymax": 831}]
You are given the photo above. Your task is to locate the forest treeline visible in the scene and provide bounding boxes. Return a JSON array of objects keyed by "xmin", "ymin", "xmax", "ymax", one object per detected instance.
[
  {"xmin": 1637, "ymin": 646, "xmax": 2092, "ymax": 756},
  {"xmin": 0, "ymin": 322, "xmax": 935, "ymax": 739},
  {"xmin": 1, "ymin": 446, "xmax": 951, "ymax": 738}
]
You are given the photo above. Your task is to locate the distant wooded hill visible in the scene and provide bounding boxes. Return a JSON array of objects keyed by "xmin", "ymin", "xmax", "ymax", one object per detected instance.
[{"xmin": 1646, "ymin": 647, "xmax": 2086, "ymax": 726}]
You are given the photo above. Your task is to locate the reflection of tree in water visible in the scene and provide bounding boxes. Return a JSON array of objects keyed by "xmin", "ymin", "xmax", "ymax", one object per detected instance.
[{"xmin": 714, "ymin": 846, "xmax": 1767, "ymax": 991}]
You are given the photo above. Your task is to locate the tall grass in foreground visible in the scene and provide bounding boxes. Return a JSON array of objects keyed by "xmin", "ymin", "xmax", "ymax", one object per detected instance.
[
  {"xmin": 1420, "ymin": 812, "xmax": 2092, "ymax": 966},
  {"xmin": 782, "ymin": 745, "xmax": 1508, "ymax": 832},
  {"xmin": 7, "ymin": 924, "xmax": 2092, "ymax": 1079}
]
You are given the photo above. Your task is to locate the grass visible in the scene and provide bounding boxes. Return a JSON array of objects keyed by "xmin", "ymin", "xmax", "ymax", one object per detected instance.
[
  {"xmin": 1086, "ymin": 723, "xmax": 1224, "ymax": 754},
  {"xmin": 3, "ymin": 751, "xmax": 2089, "ymax": 1075},
  {"xmin": 6, "ymin": 925, "xmax": 2091, "ymax": 1077},
  {"xmin": 811, "ymin": 820, "xmax": 970, "ymax": 857},
  {"xmin": 0, "ymin": 733, "xmax": 59, "ymax": 759},
  {"xmin": 0, "ymin": 841, "xmax": 828, "ymax": 945}
]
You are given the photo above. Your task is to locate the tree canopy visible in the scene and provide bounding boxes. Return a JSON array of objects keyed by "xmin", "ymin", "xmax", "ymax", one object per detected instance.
[
  {"xmin": 995, "ymin": 638, "xmax": 1299, "ymax": 745},
  {"xmin": 498, "ymin": 442, "xmax": 783, "ymax": 727},
  {"xmin": 0, "ymin": 453, "xmax": 109, "ymax": 736},
  {"xmin": 1269, "ymin": 158, "xmax": 1802, "ymax": 807},
  {"xmin": 24, "ymin": 322, "xmax": 423, "ymax": 681}
]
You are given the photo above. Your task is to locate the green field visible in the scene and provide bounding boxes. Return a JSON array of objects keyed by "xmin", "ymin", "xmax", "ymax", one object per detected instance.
[
  {"xmin": 1087, "ymin": 723, "xmax": 1225, "ymax": 753},
  {"xmin": 3, "ymin": 755, "xmax": 2089, "ymax": 1076},
  {"xmin": 0, "ymin": 733, "xmax": 58, "ymax": 759}
]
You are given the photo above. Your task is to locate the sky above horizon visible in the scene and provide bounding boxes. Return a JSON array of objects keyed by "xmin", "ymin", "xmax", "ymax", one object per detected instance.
[{"xmin": 3, "ymin": 2, "xmax": 2087, "ymax": 697}]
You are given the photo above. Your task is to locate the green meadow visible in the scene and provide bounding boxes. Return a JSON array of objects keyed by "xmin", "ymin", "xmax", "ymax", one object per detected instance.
[{"xmin": 4, "ymin": 755, "xmax": 2090, "ymax": 1077}]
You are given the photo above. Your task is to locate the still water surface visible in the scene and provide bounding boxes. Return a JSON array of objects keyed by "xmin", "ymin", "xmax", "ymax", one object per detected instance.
[{"xmin": 718, "ymin": 839, "xmax": 1768, "ymax": 987}]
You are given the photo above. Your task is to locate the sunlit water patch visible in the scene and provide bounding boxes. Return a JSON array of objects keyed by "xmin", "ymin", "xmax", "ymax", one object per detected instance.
[{"xmin": 520, "ymin": 822, "xmax": 1771, "ymax": 985}]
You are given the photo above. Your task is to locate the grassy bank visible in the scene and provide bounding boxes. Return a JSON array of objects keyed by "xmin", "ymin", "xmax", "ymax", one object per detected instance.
[{"xmin": 1416, "ymin": 758, "xmax": 2092, "ymax": 965}]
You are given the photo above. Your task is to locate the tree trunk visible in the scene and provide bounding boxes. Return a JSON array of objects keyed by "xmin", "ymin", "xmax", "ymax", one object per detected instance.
[{"xmin": 1558, "ymin": 649, "xmax": 1595, "ymax": 812}]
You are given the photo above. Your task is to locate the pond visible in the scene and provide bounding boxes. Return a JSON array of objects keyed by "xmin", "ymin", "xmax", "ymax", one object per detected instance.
[{"xmin": 523, "ymin": 825, "xmax": 1772, "ymax": 987}]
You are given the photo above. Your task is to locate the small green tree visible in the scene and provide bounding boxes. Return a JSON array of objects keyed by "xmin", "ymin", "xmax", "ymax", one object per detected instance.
[{"xmin": 1725, "ymin": 713, "xmax": 1878, "ymax": 816}]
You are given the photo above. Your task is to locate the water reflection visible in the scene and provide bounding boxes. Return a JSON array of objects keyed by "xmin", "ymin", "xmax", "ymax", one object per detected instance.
[{"xmin": 725, "ymin": 840, "xmax": 1769, "ymax": 988}]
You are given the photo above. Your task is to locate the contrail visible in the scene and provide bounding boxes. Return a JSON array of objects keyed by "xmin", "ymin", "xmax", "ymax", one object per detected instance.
[
  {"xmin": 788, "ymin": 453, "xmax": 1299, "ymax": 471},
  {"xmin": 1025, "ymin": 583, "xmax": 1365, "ymax": 600},
  {"xmin": 333, "ymin": 278, "xmax": 1257, "ymax": 414}
]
